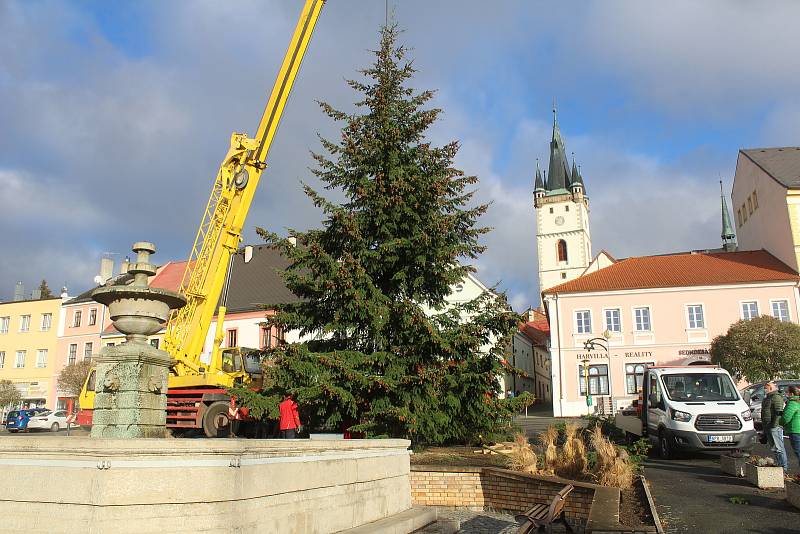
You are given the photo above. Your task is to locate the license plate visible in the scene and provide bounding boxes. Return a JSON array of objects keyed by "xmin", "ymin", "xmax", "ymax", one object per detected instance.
[{"xmin": 708, "ymin": 435, "xmax": 734, "ymax": 443}]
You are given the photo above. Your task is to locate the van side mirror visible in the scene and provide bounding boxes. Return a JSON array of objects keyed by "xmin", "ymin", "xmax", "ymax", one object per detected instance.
[
  {"xmin": 751, "ymin": 394, "xmax": 760, "ymax": 403},
  {"xmin": 742, "ymin": 391, "xmax": 751, "ymax": 403}
]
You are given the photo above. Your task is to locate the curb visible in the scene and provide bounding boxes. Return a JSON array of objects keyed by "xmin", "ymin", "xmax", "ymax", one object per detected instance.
[{"xmin": 640, "ymin": 475, "xmax": 665, "ymax": 534}]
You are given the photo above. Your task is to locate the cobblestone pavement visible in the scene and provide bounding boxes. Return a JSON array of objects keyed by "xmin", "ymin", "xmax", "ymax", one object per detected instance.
[
  {"xmin": 413, "ymin": 509, "xmax": 517, "ymax": 534},
  {"xmin": 414, "ymin": 509, "xmax": 572, "ymax": 534}
]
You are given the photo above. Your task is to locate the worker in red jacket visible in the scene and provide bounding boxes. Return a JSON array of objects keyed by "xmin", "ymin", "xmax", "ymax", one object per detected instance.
[{"xmin": 279, "ymin": 394, "xmax": 301, "ymax": 439}]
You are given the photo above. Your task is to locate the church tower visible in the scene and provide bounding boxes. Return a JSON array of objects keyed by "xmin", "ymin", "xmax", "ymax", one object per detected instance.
[{"xmin": 534, "ymin": 110, "xmax": 592, "ymax": 292}]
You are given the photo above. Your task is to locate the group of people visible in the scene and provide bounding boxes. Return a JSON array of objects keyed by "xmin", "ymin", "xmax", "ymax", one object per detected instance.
[{"xmin": 761, "ymin": 381, "xmax": 800, "ymax": 471}]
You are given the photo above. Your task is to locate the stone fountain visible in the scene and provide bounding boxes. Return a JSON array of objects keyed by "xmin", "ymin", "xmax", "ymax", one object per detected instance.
[
  {"xmin": 90, "ymin": 241, "xmax": 185, "ymax": 438},
  {"xmin": 0, "ymin": 240, "xmax": 424, "ymax": 533}
]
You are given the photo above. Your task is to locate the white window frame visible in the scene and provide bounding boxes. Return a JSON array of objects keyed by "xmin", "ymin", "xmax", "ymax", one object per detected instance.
[
  {"xmin": 575, "ymin": 310, "xmax": 592, "ymax": 335},
  {"xmin": 40, "ymin": 313, "xmax": 52, "ymax": 332},
  {"xmin": 632, "ymin": 306, "xmax": 652, "ymax": 332},
  {"xmin": 83, "ymin": 342, "xmax": 93, "ymax": 361},
  {"xmin": 14, "ymin": 351, "xmax": 25, "ymax": 368},
  {"xmin": 625, "ymin": 361, "xmax": 655, "ymax": 395},
  {"xmin": 604, "ymin": 308, "xmax": 622, "ymax": 333},
  {"xmin": 770, "ymin": 299, "xmax": 791, "ymax": 322},
  {"xmin": 35, "ymin": 349, "xmax": 47, "ymax": 368},
  {"xmin": 67, "ymin": 344, "xmax": 77, "ymax": 366},
  {"xmin": 740, "ymin": 300, "xmax": 759, "ymax": 321},
  {"xmin": 686, "ymin": 304, "xmax": 706, "ymax": 330},
  {"xmin": 72, "ymin": 310, "xmax": 82, "ymax": 328},
  {"xmin": 88, "ymin": 308, "xmax": 98, "ymax": 326},
  {"xmin": 0, "ymin": 351, "xmax": 5, "ymax": 368},
  {"xmin": 578, "ymin": 363, "xmax": 610, "ymax": 396},
  {"xmin": 0, "ymin": 316, "xmax": 8, "ymax": 334},
  {"xmin": 19, "ymin": 315, "xmax": 30, "ymax": 332}
]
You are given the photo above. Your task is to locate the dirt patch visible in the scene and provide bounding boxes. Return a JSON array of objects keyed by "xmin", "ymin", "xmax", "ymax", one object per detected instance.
[
  {"xmin": 619, "ymin": 477, "xmax": 654, "ymax": 529},
  {"xmin": 411, "ymin": 446, "xmax": 510, "ymax": 468}
]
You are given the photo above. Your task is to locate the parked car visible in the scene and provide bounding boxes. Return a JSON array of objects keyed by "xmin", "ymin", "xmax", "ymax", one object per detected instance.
[
  {"xmin": 5, "ymin": 409, "xmax": 37, "ymax": 432},
  {"xmin": 741, "ymin": 379, "xmax": 800, "ymax": 429},
  {"xmin": 26, "ymin": 410, "xmax": 68, "ymax": 432}
]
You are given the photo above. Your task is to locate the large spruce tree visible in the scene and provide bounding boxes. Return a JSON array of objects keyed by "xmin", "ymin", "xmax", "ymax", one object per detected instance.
[{"xmin": 235, "ymin": 26, "xmax": 524, "ymax": 444}]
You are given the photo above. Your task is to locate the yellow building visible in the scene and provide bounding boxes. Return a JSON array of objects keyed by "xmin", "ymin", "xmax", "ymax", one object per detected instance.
[{"xmin": 0, "ymin": 297, "xmax": 62, "ymax": 408}]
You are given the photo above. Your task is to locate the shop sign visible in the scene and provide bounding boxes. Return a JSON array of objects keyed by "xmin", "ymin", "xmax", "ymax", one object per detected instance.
[
  {"xmin": 576, "ymin": 352, "xmax": 608, "ymax": 360},
  {"xmin": 624, "ymin": 351, "xmax": 653, "ymax": 358},
  {"xmin": 678, "ymin": 348, "xmax": 710, "ymax": 356}
]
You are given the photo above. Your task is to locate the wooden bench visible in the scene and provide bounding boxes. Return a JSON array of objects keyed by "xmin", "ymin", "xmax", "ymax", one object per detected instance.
[{"xmin": 514, "ymin": 484, "xmax": 574, "ymax": 533}]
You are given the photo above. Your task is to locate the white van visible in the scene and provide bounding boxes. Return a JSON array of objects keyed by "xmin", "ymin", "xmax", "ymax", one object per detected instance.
[{"xmin": 615, "ymin": 366, "xmax": 756, "ymax": 459}]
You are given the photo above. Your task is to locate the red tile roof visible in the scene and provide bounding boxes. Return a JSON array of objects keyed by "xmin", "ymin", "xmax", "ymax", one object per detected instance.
[
  {"xmin": 520, "ymin": 319, "xmax": 550, "ymax": 347},
  {"xmin": 543, "ymin": 249, "xmax": 799, "ymax": 294},
  {"xmin": 150, "ymin": 261, "xmax": 189, "ymax": 292}
]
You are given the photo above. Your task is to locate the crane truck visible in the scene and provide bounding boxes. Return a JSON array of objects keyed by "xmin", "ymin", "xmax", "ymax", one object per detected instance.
[
  {"xmin": 614, "ymin": 365, "xmax": 756, "ymax": 459},
  {"xmin": 77, "ymin": 0, "xmax": 325, "ymax": 437}
]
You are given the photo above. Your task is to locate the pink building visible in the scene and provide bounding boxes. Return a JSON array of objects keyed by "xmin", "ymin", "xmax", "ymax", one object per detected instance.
[
  {"xmin": 54, "ymin": 291, "xmax": 110, "ymax": 409},
  {"xmin": 542, "ymin": 250, "xmax": 800, "ymax": 417}
]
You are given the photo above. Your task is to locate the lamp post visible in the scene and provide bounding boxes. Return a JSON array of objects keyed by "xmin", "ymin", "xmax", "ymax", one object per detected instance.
[{"xmin": 582, "ymin": 330, "xmax": 611, "ymax": 415}]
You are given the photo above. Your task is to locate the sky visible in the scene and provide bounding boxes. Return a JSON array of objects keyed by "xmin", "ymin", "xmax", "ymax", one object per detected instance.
[{"xmin": 2, "ymin": 1, "xmax": 800, "ymax": 310}]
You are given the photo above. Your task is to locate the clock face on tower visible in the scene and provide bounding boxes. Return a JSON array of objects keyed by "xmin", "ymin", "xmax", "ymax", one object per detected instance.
[{"xmin": 555, "ymin": 216, "xmax": 565, "ymax": 226}]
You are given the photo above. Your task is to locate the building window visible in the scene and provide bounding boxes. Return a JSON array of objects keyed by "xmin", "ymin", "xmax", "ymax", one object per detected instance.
[
  {"xmin": 72, "ymin": 310, "xmax": 82, "ymax": 328},
  {"xmin": 752, "ymin": 190, "xmax": 758, "ymax": 209},
  {"xmin": 84, "ymin": 343, "xmax": 93, "ymax": 361},
  {"xmin": 742, "ymin": 204, "xmax": 747, "ymax": 222},
  {"xmin": 106, "ymin": 343, "xmax": 115, "ymax": 347},
  {"xmin": 549, "ymin": 207, "xmax": 554, "ymax": 214},
  {"xmin": 565, "ymin": 205, "xmax": 570, "ymax": 212},
  {"xmin": 557, "ymin": 240, "xmax": 568, "ymax": 262},
  {"xmin": 40, "ymin": 313, "xmax": 52, "ymax": 331},
  {"xmin": 747, "ymin": 196, "xmax": 753, "ymax": 215},
  {"xmin": 0, "ymin": 317, "xmax": 8, "ymax": 334},
  {"xmin": 561, "ymin": 272, "xmax": 567, "ymax": 279},
  {"xmin": 575, "ymin": 310, "xmax": 592, "ymax": 334},
  {"xmin": 579, "ymin": 364, "xmax": 609, "ymax": 396},
  {"xmin": 68, "ymin": 344, "xmax": 77, "ymax": 365},
  {"xmin": 741, "ymin": 301, "xmax": 759, "ymax": 320},
  {"xmin": 149, "ymin": 339, "xmax": 160, "ymax": 350},
  {"xmin": 737, "ymin": 209, "xmax": 742, "ymax": 227},
  {"xmin": 36, "ymin": 349, "xmax": 47, "ymax": 368},
  {"xmin": 88, "ymin": 308, "xmax": 97, "ymax": 326},
  {"xmin": 772, "ymin": 300, "xmax": 790, "ymax": 322},
  {"xmin": 227, "ymin": 329, "xmax": 238, "ymax": 348},
  {"xmin": 0, "ymin": 351, "xmax": 4, "ymax": 368},
  {"xmin": 634, "ymin": 307, "xmax": 651, "ymax": 331},
  {"xmin": 260, "ymin": 326, "xmax": 272, "ymax": 350},
  {"xmin": 15, "ymin": 351, "xmax": 25, "ymax": 368},
  {"xmin": 626, "ymin": 362, "xmax": 654, "ymax": 394},
  {"xmin": 19, "ymin": 315, "xmax": 30, "ymax": 332},
  {"xmin": 605, "ymin": 309, "xmax": 621, "ymax": 333},
  {"xmin": 687, "ymin": 305, "xmax": 705, "ymax": 329}
]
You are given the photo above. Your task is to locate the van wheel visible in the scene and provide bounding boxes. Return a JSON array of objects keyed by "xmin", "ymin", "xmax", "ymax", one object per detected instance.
[
  {"xmin": 50, "ymin": 423, "xmax": 59, "ymax": 432},
  {"xmin": 202, "ymin": 402, "xmax": 232, "ymax": 438},
  {"xmin": 659, "ymin": 430, "xmax": 673, "ymax": 460}
]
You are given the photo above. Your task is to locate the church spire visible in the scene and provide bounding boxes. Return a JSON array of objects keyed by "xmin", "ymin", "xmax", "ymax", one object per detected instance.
[
  {"xmin": 720, "ymin": 180, "xmax": 736, "ymax": 252},
  {"xmin": 534, "ymin": 158, "xmax": 544, "ymax": 192},
  {"xmin": 545, "ymin": 102, "xmax": 571, "ymax": 191}
]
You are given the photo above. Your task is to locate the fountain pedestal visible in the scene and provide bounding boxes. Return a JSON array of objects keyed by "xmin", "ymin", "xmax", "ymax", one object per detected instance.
[{"xmin": 90, "ymin": 242, "xmax": 185, "ymax": 438}]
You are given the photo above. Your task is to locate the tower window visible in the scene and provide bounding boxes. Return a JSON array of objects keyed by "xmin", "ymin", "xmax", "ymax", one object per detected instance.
[
  {"xmin": 737, "ymin": 209, "xmax": 742, "ymax": 227},
  {"xmin": 747, "ymin": 196, "xmax": 753, "ymax": 215},
  {"xmin": 752, "ymin": 190, "xmax": 758, "ymax": 209},
  {"xmin": 557, "ymin": 240, "xmax": 568, "ymax": 262},
  {"xmin": 565, "ymin": 205, "xmax": 569, "ymax": 212},
  {"xmin": 549, "ymin": 207, "xmax": 554, "ymax": 214},
  {"xmin": 561, "ymin": 272, "xmax": 567, "ymax": 279}
]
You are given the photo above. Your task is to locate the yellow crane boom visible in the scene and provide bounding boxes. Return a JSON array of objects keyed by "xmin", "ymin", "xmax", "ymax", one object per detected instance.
[{"xmin": 164, "ymin": 0, "xmax": 325, "ymax": 383}]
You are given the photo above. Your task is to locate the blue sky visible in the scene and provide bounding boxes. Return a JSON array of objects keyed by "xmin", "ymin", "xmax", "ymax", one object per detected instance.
[{"xmin": 2, "ymin": 1, "xmax": 800, "ymax": 309}]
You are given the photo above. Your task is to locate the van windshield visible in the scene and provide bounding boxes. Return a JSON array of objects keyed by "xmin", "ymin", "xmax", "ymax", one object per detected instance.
[{"xmin": 662, "ymin": 373, "xmax": 739, "ymax": 402}]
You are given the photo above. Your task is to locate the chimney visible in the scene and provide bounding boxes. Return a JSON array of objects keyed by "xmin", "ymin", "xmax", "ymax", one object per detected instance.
[
  {"xmin": 13, "ymin": 282, "xmax": 24, "ymax": 302},
  {"xmin": 120, "ymin": 256, "xmax": 130, "ymax": 275},
  {"xmin": 31, "ymin": 289, "xmax": 41, "ymax": 300},
  {"xmin": 244, "ymin": 245, "xmax": 253, "ymax": 264},
  {"xmin": 100, "ymin": 255, "xmax": 114, "ymax": 282},
  {"xmin": 288, "ymin": 237, "xmax": 297, "ymax": 247}
]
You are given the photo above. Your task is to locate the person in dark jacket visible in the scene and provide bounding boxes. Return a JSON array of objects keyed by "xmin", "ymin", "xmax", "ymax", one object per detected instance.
[
  {"xmin": 781, "ymin": 385, "xmax": 800, "ymax": 465},
  {"xmin": 762, "ymin": 381, "xmax": 788, "ymax": 471}
]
